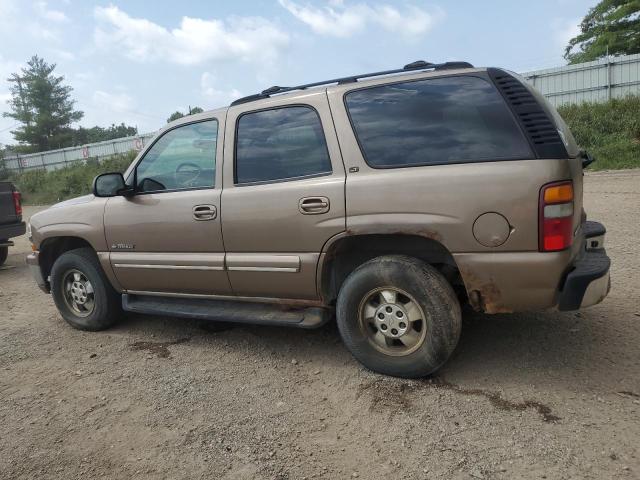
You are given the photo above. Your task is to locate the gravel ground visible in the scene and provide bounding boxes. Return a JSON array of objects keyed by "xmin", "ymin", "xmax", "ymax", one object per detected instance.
[{"xmin": 1, "ymin": 170, "xmax": 639, "ymax": 480}]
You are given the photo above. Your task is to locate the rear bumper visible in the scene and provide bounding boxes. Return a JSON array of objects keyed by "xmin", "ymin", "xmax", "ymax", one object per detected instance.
[
  {"xmin": 557, "ymin": 223, "xmax": 610, "ymax": 311},
  {"xmin": 0, "ymin": 221, "xmax": 26, "ymax": 241},
  {"xmin": 26, "ymin": 251, "xmax": 49, "ymax": 293}
]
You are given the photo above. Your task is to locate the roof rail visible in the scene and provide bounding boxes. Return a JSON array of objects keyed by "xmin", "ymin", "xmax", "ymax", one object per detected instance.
[{"xmin": 230, "ymin": 60, "xmax": 474, "ymax": 106}]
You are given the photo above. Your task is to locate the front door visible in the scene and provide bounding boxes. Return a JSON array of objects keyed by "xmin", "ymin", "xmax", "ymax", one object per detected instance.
[
  {"xmin": 221, "ymin": 91, "xmax": 346, "ymax": 300},
  {"xmin": 104, "ymin": 117, "xmax": 232, "ymax": 296}
]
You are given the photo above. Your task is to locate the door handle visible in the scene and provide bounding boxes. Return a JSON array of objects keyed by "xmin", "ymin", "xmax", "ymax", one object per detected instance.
[
  {"xmin": 193, "ymin": 204, "xmax": 217, "ymax": 221},
  {"xmin": 299, "ymin": 197, "xmax": 330, "ymax": 214}
]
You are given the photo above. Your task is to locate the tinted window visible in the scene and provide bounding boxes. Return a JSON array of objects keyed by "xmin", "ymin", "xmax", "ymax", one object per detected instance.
[
  {"xmin": 136, "ymin": 120, "xmax": 217, "ymax": 192},
  {"xmin": 345, "ymin": 76, "xmax": 532, "ymax": 168},
  {"xmin": 235, "ymin": 106, "xmax": 332, "ymax": 184}
]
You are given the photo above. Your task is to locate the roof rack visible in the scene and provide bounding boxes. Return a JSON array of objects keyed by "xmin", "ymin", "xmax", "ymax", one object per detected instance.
[{"xmin": 230, "ymin": 60, "xmax": 474, "ymax": 106}]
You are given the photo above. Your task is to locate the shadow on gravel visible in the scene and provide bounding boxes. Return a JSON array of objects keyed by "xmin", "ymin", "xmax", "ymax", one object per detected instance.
[
  {"xmin": 130, "ymin": 337, "xmax": 190, "ymax": 358},
  {"xmin": 120, "ymin": 306, "xmax": 619, "ymax": 390}
]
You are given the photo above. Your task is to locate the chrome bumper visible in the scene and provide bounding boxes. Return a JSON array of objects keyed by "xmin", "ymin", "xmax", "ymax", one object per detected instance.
[{"xmin": 26, "ymin": 251, "xmax": 49, "ymax": 293}]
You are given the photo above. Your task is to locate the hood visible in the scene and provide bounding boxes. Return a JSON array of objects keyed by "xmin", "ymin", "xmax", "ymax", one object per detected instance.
[{"xmin": 50, "ymin": 194, "xmax": 96, "ymax": 209}]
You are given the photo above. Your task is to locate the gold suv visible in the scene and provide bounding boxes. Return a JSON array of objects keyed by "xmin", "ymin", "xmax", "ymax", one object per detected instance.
[{"xmin": 26, "ymin": 61, "xmax": 610, "ymax": 377}]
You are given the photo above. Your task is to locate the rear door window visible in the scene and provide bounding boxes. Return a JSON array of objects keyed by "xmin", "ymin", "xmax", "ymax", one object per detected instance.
[
  {"xmin": 345, "ymin": 76, "xmax": 533, "ymax": 168},
  {"xmin": 235, "ymin": 106, "xmax": 332, "ymax": 184}
]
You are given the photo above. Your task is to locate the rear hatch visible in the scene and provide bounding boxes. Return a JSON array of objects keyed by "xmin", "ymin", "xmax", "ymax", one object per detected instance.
[{"xmin": 0, "ymin": 182, "xmax": 20, "ymax": 226}]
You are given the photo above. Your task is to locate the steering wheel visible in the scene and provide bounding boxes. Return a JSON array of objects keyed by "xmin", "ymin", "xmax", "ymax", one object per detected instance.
[{"xmin": 175, "ymin": 162, "xmax": 202, "ymax": 187}]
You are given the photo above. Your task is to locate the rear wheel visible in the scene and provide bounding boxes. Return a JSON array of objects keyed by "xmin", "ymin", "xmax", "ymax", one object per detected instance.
[
  {"xmin": 336, "ymin": 255, "xmax": 461, "ymax": 378},
  {"xmin": 50, "ymin": 247, "xmax": 122, "ymax": 331}
]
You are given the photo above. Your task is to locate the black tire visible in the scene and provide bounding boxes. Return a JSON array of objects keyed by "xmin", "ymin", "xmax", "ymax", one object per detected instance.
[
  {"xmin": 336, "ymin": 255, "xmax": 461, "ymax": 378},
  {"xmin": 50, "ymin": 247, "xmax": 122, "ymax": 331},
  {"xmin": 0, "ymin": 245, "xmax": 7, "ymax": 266}
]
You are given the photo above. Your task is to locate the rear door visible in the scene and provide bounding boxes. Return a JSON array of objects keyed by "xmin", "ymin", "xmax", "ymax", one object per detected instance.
[{"xmin": 221, "ymin": 91, "xmax": 346, "ymax": 300}]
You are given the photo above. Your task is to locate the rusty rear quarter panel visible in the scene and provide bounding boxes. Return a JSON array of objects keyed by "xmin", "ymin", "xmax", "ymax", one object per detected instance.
[{"xmin": 326, "ymin": 72, "xmax": 585, "ymax": 312}]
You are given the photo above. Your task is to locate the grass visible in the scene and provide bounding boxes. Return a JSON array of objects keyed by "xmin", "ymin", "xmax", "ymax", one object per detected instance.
[
  {"xmin": 5, "ymin": 151, "xmax": 136, "ymax": 205},
  {"xmin": 558, "ymin": 95, "xmax": 640, "ymax": 171}
]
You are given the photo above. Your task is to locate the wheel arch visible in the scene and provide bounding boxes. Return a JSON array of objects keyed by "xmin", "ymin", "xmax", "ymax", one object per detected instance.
[
  {"xmin": 38, "ymin": 236, "xmax": 116, "ymax": 291},
  {"xmin": 318, "ymin": 233, "xmax": 467, "ymax": 305}
]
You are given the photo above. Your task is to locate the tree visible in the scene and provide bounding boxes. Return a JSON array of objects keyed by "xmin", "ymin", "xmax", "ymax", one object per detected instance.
[
  {"xmin": 565, "ymin": 0, "xmax": 640, "ymax": 64},
  {"xmin": 71, "ymin": 123, "xmax": 138, "ymax": 146},
  {"xmin": 167, "ymin": 111, "xmax": 185, "ymax": 123},
  {"xmin": 3, "ymin": 55, "xmax": 84, "ymax": 152},
  {"xmin": 166, "ymin": 106, "xmax": 204, "ymax": 123}
]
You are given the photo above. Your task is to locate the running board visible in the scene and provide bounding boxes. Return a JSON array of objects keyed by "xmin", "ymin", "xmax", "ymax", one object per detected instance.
[{"xmin": 122, "ymin": 294, "xmax": 331, "ymax": 329}]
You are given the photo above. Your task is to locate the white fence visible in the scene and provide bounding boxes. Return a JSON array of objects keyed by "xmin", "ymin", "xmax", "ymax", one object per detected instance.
[
  {"xmin": 2, "ymin": 132, "xmax": 156, "ymax": 173},
  {"xmin": 522, "ymin": 53, "xmax": 640, "ymax": 107},
  {"xmin": 3, "ymin": 54, "xmax": 640, "ymax": 174}
]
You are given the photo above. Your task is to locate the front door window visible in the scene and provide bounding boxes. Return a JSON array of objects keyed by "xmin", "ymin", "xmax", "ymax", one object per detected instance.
[{"xmin": 134, "ymin": 120, "xmax": 218, "ymax": 192}]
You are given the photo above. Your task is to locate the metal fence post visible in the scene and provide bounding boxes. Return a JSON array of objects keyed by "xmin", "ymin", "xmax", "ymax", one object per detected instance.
[{"xmin": 607, "ymin": 57, "xmax": 612, "ymax": 100}]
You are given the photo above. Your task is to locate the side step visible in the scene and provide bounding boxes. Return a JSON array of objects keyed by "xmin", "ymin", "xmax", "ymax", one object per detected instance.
[{"xmin": 122, "ymin": 294, "xmax": 331, "ymax": 329}]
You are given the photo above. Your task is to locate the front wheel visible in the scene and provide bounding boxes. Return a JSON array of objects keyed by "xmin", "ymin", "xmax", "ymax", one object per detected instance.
[
  {"xmin": 50, "ymin": 247, "xmax": 122, "ymax": 331},
  {"xmin": 336, "ymin": 255, "xmax": 461, "ymax": 378}
]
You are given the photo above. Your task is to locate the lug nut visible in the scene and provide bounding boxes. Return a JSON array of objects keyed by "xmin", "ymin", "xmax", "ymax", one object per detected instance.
[
  {"xmin": 378, "ymin": 313, "xmax": 385, "ymax": 320},
  {"xmin": 386, "ymin": 306, "xmax": 393, "ymax": 313},
  {"xmin": 399, "ymin": 322, "xmax": 406, "ymax": 329},
  {"xmin": 396, "ymin": 311, "xmax": 403, "ymax": 318},
  {"xmin": 391, "ymin": 328, "xmax": 398, "ymax": 335},
  {"xmin": 380, "ymin": 324, "xmax": 388, "ymax": 331}
]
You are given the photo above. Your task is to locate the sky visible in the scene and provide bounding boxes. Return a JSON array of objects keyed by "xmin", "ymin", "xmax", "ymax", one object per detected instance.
[{"xmin": 0, "ymin": 0, "xmax": 597, "ymax": 145}]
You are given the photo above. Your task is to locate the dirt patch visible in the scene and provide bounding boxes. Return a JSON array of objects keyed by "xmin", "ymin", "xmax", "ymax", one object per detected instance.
[
  {"xmin": 130, "ymin": 337, "xmax": 190, "ymax": 358},
  {"xmin": 359, "ymin": 376, "xmax": 560, "ymax": 423}
]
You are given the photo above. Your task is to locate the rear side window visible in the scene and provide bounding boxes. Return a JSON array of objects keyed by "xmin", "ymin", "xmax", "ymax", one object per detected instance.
[
  {"xmin": 345, "ymin": 76, "xmax": 533, "ymax": 168},
  {"xmin": 235, "ymin": 106, "xmax": 332, "ymax": 184}
]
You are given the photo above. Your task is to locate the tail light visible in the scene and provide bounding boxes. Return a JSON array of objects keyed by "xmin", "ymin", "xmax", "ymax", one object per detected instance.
[
  {"xmin": 539, "ymin": 181, "xmax": 573, "ymax": 252},
  {"xmin": 12, "ymin": 189, "xmax": 22, "ymax": 216}
]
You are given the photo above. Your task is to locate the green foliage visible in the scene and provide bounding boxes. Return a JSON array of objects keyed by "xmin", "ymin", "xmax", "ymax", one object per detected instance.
[
  {"xmin": 3, "ymin": 55, "xmax": 83, "ymax": 152},
  {"xmin": 167, "ymin": 111, "xmax": 185, "ymax": 123},
  {"xmin": 167, "ymin": 106, "xmax": 204, "ymax": 123},
  {"xmin": 565, "ymin": 0, "xmax": 640, "ymax": 64},
  {"xmin": 558, "ymin": 95, "xmax": 640, "ymax": 170},
  {"xmin": 9, "ymin": 150, "xmax": 137, "ymax": 204},
  {"xmin": 70, "ymin": 123, "xmax": 138, "ymax": 146}
]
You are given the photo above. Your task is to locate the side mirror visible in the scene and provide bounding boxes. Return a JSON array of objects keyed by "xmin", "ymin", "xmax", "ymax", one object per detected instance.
[{"xmin": 93, "ymin": 172, "xmax": 132, "ymax": 197}]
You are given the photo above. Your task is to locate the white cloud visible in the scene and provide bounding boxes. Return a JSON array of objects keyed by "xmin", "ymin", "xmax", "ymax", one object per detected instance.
[
  {"xmin": 278, "ymin": 0, "xmax": 443, "ymax": 38},
  {"xmin": 200, "ymin": 72, "xmax": 242, "ymax": 107},
  {"xmin": 93, "ymin": 90, "xmax": 135, "ymax": 114},
  {"xmin": 34, "ymin": 1, "xmax": 69, "ymax": 23},
  {"xmin": 93, "ymin": 5, "xmax": 289, "ymax": 66},
  {"xmin": 553, "ymin": 17, "xmax": 581, "ymax": 51},
  {"xmin": 87, "ymin": 89, "xmax": 164, "ymax": 129}
]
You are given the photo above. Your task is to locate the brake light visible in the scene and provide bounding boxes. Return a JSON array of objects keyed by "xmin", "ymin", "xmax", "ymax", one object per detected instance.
[
  {"xmin": 540, "ymin": 181, "xmax": 573, "ymax": 252},
  {"xmin": 12, "ymin": 190, "xmax": 22, "ymax": 216}
]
